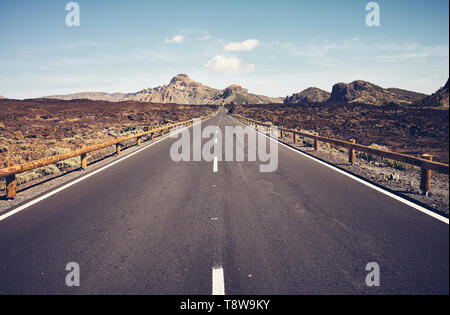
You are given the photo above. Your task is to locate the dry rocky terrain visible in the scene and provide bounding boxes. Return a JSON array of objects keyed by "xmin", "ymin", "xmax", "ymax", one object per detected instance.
[
  {"xmin": 0, "ymin": 98, "xmax": 216, "ymax": 187},
  {"xmin": 230, "ymin": 103, "xmax": 449, "ymax": 163}
]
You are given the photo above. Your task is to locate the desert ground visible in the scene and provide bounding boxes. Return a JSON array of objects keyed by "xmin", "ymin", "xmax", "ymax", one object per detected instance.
[
  {"xmin": 0, "ymin": 98, "xmax": 216, "ymax": 187},
  {"xmin": 229, "ymin": 103, "xmax": 449, "ymax": 163}
]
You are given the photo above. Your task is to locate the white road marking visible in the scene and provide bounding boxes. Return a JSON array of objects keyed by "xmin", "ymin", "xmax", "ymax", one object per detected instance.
[
  {"xmin": 213, "ymin": 157, "xmax": 218, "ymax": 173},
  {"xmin": 230, "ymin": 116, "xmax": 449, "ymax": 225},
  {"xmin": 0, "ymin": 118, "xmax": 213, "ymax": 223},
  {"xmin": 217, "ymin": 108, "xmax": 224, "ymax": 126},
  {"xmin": 212, "ymin": 266, "xmax": 225, "ymax": 295}
]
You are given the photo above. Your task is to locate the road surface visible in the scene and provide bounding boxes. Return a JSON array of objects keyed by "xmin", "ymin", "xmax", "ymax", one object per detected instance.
[{"xmin": 0, "ymin": 107, "xmax": 448, "ymax": 294}]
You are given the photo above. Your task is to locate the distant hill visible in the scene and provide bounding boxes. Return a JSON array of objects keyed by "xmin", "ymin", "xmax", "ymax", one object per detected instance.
[
  {"xmin": 413, "ymin": 79, "xmax": 449, "ymax": 108},
  {"xmin": 43, "ymin": 74, "xmax": 283, "ymax": 105},
  {"xmin": 284, "ymin": 87, "xmax": 331, "ymax": 104},
  {"xmin": 386, "ymin": 88, "xmax": 428, "ymax": 103},
  {"xmin": 329, "ymin": 80, "xmax": 423, "ymax": 106},
  {"xmin": 44, "ymin": 92, "xmax": 133, "ymax": 102},
  {"xmin": 0, "ymin": 95, "xmax": 4, "ymax": 99}
]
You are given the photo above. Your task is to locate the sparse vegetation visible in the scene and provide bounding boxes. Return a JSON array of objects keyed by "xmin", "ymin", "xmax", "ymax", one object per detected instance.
[
  {"xmin": 46, "ymin": 148, "xmax": 80, "ymax": 171},
  {"xmin": 230, "ymin": 103, "xmax": 449, "ymax": 163},
  {"xmin": 16, "ymin": 165, "xmax": 61, "ymax": 185},
  {"xmin": 0, "ymin": 98, "xmax": 216, "ymax": 185}
]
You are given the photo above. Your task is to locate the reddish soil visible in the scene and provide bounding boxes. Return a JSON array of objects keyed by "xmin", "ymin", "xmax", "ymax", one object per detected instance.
[{"xmin": 0, "ymin": 98, "xmax": 216, "ymax": 167}]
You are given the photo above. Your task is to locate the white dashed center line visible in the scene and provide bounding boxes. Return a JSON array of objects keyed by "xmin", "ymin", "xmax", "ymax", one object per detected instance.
[
  {"xmin": 212, "ymin": 266, "xmax": 225, "ymax": 295},
  {"xmin": 213, "ymin": 157, "xmax": 218, "ymax": 173}
]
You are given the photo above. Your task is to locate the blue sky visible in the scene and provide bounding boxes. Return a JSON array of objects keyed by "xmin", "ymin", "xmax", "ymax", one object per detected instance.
[{"xmin": 0, "ymin": 0, "xmax": 448, "ymax": 99}]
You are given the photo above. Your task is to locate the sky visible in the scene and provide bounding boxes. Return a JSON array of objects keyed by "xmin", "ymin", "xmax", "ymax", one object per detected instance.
[{"xmin": 0, "ymin": 0, "xmax": 448, "ymax": 99}]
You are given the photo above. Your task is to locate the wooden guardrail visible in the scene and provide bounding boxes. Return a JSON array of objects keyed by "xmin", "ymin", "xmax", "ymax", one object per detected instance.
[
  {"xmin": 0, "ymin": 114, "xmax": 212, "ymax": 199},
  {"xmin": 233, "ymin": 114, "xmax": 449, "ymax": 195}
]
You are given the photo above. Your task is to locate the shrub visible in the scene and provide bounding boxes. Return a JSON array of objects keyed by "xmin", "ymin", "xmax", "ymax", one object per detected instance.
[
  {"xmin": 17, "ymin": 165, "xmax": 61, "ymax": 185},
  {"xmin": 358, "ymin": 143, "xmax": 389, "ymax": 162},
  {"xmin": 0, "ymin": 145, "xmax": 8, "ymax": 153},
  {"xmin": 385, "ymin": 159, "xmax": 408, "ymax": 171},
  {"xmin": 45, "ymin": 147, "xmax": 80, "ymax": 170},
  {"xmin": 62, "ymin": 137, "xmax": 76, "ymax": 143}
]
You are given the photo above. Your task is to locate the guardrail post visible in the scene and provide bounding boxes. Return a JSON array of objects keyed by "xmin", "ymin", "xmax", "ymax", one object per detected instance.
[
  {"xmin": 420, "ymin": 154, "xmax": 433, "ymax": 196},
  {"xmin": 116, "ymin": 140, "xmax": 121, "ymax": 155},
  {"xmin": 137, "ymin": 137, "xmax": 141, "ymax": 146},
  {"xmin": 80, "ymin": 147, "xmax": 87, "ymax": 170},
  {"xmin": 280, "ymin": 130, "xmax": 284, "ymax": 138},
  {"xmin": 314, "ymin": 133, "xmax": 319, "ymax": 151},
  {"xmin": 151, "ymin": 133, "xmax": 155, "ymax": 141},
  {"xmin": 293, "ymin": 132, "xmax": 298, "ymax": 143},
  {"xmin": 349, "ymin": 139, "xmax": 356, "ymax": 164},
  {"xmin": 5, "ymin": 162, "xmax": 16, "ymax": 199}
]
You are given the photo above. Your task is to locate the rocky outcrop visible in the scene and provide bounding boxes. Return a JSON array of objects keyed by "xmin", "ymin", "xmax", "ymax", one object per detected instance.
[
  {"xmin": 284, "ymin": 87, "xmax": 331, "ymax": 104},
  {"xmin": 132, "ymin": 74, "xmax": 220, "ymax": 104},
  {"xmin": 413, "ymin": 79, "xmax": 449, "ymax": 108},
  {"xmin": 329, "ymin": 80, "xmax": 420, "ymax": 106},
  {"xmin": 43, "ymin": 74, "xmax": 283, "ymax": 105}
]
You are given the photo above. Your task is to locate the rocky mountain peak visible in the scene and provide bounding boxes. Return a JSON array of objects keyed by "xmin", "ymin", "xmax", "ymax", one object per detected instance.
[
  {"xmin": 284, "ymin": 87, "xmax": 331, "ymax": 104},
  {"xmin": 169, "ymin": 74, "xmax": 193, "ymax": 85},
  {"xmin": 222, "ymin": 85, "xmax": 248, "ymax": 97},
  {"xmin": 329, "ymin": 80, "xmax": 414, "ymax": 106}
]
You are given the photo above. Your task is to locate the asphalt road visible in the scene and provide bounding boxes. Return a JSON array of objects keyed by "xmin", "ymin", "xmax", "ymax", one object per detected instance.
[{"xmin": 0, "ymin": 107, "xmax": 448, "ymax": 295}]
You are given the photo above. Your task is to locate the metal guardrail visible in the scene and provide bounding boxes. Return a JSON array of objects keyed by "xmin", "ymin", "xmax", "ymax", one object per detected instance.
[
  {"xmin": 0, "ymin": 114, "xmax": 212, "ymax": 198},
  {"xmin": 233, "ymin": 114, "xmax": 449, "ymax": 194}
]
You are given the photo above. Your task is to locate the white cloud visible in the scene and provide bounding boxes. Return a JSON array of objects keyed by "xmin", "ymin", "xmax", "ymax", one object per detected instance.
[
  {"xmin": 205, "ymin": 55, "xmax": 255, "ymax": 75},
  {"xmin": 199, "ymin": 35, "xmax": 212, "ymax": 41},
  {"xmin": 164, "ymin": 34, "xmax": 184, "ymax": 44},
  {"xmin": 374, "ymin": 43, "xmax": 449, "ymax": 63},
  {"xmin": 224, "ymin": 39, "xmax": 259, "ymax": 52}
]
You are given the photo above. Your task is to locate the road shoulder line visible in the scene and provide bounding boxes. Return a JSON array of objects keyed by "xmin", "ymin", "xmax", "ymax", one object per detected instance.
[
  {"xmin": 0, "ymin": 115, "xmax": 216, "ymax": 223},
  {"xmin": 230, "ymin": 115, "xmax": 449, "ymax": 225}
]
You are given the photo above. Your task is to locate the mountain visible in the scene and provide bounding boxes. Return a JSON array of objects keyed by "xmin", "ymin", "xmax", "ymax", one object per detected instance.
[
  {"xmin": 44, "ymin": 92, "xmax": 134, "ymax": 102},
  {"xmin": 284, "ymin": 87, "xmax": 331, "ymax": 104},
  {"xmin": 0, "ymin": 95, "xmax": 4, "ymax": 99},
  {"xmin": 386, "ymin": 88, "xmax": 428, "ymax": 103},
  {"xmin": 130, "ymin": 74, "xmax": 282, "ymax": 105},
  {"xmin": 43, "ymin": 74, "xmax": 283, "ymax": 105},
  {"xmin": 328, "ymin": 80, "xmax": 423, "ymax": 106},
  {"xmin": 131, "ymin": 74, "xmax": 217, "ymax": 104},
  {"xmin": 413, "ymin": 79, "xmax": 449, "ymax": 108}
]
